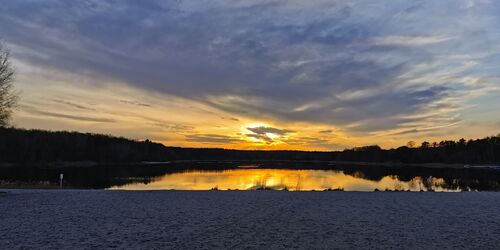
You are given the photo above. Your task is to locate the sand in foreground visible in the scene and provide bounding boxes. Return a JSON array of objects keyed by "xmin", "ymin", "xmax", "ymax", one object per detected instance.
[{"xmin": 1, "ymin": 190, "xmax": 500, "ymax": 249}]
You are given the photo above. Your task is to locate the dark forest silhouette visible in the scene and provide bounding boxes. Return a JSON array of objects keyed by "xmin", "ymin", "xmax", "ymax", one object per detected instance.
[{"xmin": 1, "ymin": 127, "xmax": 499, "ymax": 165}]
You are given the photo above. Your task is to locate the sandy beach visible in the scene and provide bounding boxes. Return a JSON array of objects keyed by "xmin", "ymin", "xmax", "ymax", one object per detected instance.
[{"xmin": 1, "ymin": 190, "xmax": 500, "ymax": 249}]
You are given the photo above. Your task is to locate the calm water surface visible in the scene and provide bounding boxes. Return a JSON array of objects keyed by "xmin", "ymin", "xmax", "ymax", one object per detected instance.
[
  {"xmin": 2, "ymin": 162, "xmax": 500, "ymax": 191},
  {"xmin": 109, "ymin": 168, "xmax": 456, "ymax": 191}
]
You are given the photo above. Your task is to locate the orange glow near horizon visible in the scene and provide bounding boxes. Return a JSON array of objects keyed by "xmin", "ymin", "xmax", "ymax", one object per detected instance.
[
  {"xmin": 4, "ymin": 0, "xmax": 500, "ymax": 152},
  {"xmin": 11, "ymin": 70, "xmax": 498, "ymax": 151}
]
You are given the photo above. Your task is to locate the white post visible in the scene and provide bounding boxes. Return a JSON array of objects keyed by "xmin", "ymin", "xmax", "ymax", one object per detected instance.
[{"xmin": 59, "ymin": 173, "xmax": 64, "ymax": 189}]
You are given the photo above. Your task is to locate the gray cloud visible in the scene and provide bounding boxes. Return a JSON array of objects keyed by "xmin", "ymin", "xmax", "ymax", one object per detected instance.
[
  {"xmin": 245, "ymin": 133, "xmax": 273, "ymax": 143},
  {"xmin": 246, "ymin": 126, "xmax": 294, "ymax": 136},
  {"xmin": 23, "ymin": 105, "xmax": 115, "ymax": 123},
  {"xmin": 52, "ymin": 99, "xmax": 96, "ymax": 111},
  {"xmin": 220, "ymin": 116, "xmax": 239, "ymax": 122},
  {"xmin": 185, "ymin": 134, "xmax": 242, "ymax": 144},
  {"xmin": 388, "ymin": 121, "xmax": 461, "ymax": 136},
  {"xmin": 119, "ymin": 100, "xmax": 152, "ymax": 107},
  {"xmin": 245, "ymin": 126, "xmax": 294, "ymax": 144},
  {"xmin": 149, "ymin": 122, "xmax": 194, "ymax": 132},
  {"xmin": 1, "ymin": 0, "xmax": 499, "ymax": 133}
]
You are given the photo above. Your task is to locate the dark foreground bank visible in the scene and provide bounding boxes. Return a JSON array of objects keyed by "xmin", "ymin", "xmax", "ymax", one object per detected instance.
[{"xmin": 1, "ymin": 190, "xmax": 499, "ymax": 249}]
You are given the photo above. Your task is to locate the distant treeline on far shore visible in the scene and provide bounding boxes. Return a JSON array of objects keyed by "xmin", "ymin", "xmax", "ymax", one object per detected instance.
[{"xmin": 1, "ymin": 127, "xmax": 499, "ymax": 165}]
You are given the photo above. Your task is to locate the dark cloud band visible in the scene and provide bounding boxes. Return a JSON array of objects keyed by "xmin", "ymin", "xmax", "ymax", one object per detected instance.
[{"xmin": 1, "ymin": 0, "xmax": 497, "ymax": 134}]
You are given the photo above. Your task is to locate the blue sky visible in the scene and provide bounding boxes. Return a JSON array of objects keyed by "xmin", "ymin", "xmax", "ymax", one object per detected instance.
[{"xmin": 1, "ymin": 0, "xmax": 499, "ymax": 150}]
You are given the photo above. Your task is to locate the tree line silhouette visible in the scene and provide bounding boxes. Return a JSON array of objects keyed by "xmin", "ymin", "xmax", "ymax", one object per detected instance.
[{"xmin": 1, "ymin": 127, "xmax": 499, "ymax": 165}]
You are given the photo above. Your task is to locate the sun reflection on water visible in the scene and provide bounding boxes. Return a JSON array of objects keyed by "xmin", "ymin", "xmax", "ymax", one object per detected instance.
[{"xmin": 110, "ymin": 169, "xmax": 460, "ymax": 192}]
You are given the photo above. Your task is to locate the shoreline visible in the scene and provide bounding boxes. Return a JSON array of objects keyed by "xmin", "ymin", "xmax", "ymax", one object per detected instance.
[{"xmin": 1, "ymin": 160, "xmax": 499, "ymax": 169}]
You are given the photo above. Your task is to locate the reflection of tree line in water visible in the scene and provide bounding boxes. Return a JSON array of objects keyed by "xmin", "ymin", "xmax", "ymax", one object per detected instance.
[{"xmin": 1, "ymin": 162, "xmax": 500, "ymax": 191}]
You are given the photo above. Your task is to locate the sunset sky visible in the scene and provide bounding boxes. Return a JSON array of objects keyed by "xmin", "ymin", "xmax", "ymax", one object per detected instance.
[{"xmin": 1, "ymin": 0, "xmax": 499, "ymax": 150}]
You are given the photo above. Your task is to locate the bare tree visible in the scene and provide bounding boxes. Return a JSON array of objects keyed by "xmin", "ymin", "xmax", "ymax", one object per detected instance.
[{"xmin": 0, "ymin": 42, "xmax": 17, "ymax": 127}]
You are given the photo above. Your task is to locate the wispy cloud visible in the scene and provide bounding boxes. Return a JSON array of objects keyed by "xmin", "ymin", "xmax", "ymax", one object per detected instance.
[
  {"xmin": 1, "ymin": 0, "xmax": 499, "ymax": 148},
  {"xmin": 119, "ymin": 100, "xmax": 152, "ymax": 107},
  {"xmin": 22, "ymin": 105, "xmax": 115, "ymax": 123},
  {"xmin": 185, "ymin": 134, "xmax": 242, "ymax": 144},
  {"xmin": 220, "ymin": 116, "xmax": 240, "ymax": 122},
  {"xmin": 149, "ymin": 122, "xmax": 193, "ymax": 132},
  {"xmin": 51, "ymin": 99, "xmax": 96, "ymax": 111},
  {"xmin": 245, "ymin": 126, "xmax": 294, "ymax": 144},
  {"xmin": 246, "ymin": 126, "xmax": 294, "ymax": 136},
  {"xmin": 319, "ymin": 130, "xmax": 333, "ymax": 134},
  {"xmin": 370, "ymin": 36, "xmax": 453, "ymax": 47}
]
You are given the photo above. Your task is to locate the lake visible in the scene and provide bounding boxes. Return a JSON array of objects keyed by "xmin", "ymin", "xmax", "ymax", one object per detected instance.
[
  {"xmin": 1, "ymin": 161, "xmax": 500, "ymax": 191},
  {"xmin": 110, "ymin": 168, "xmax": 458, "ymax": 191}
]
